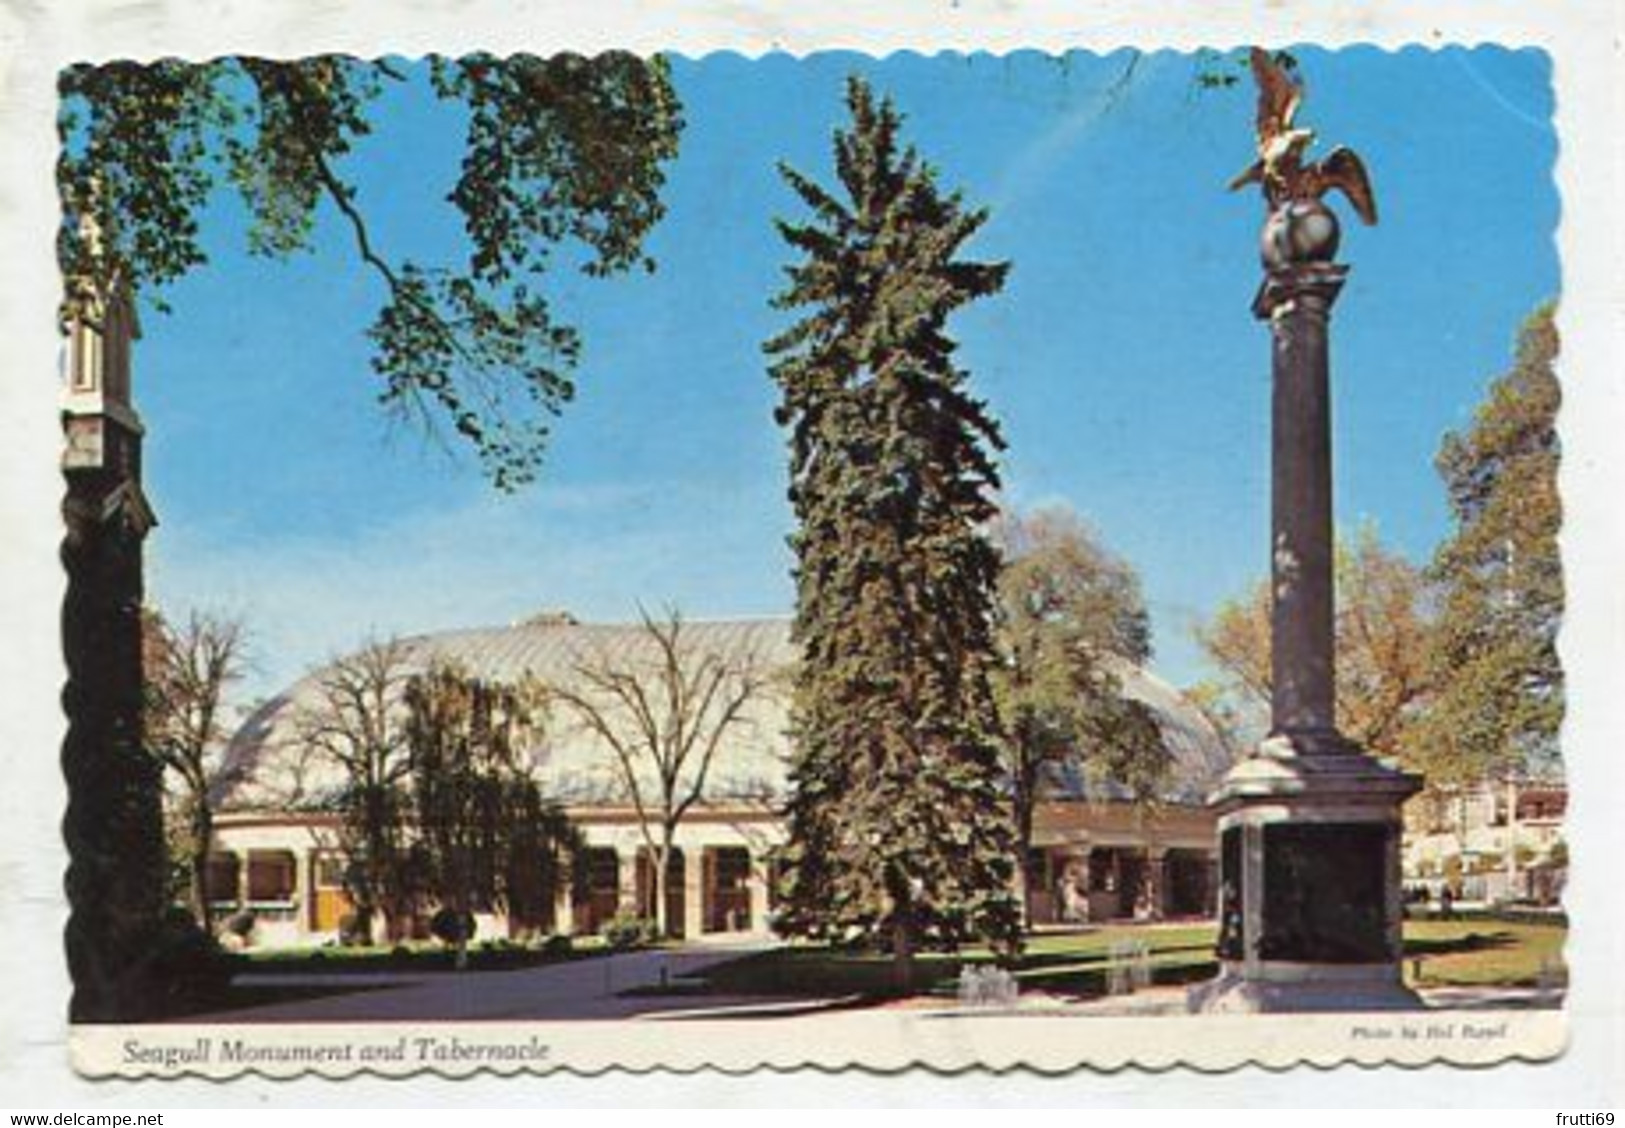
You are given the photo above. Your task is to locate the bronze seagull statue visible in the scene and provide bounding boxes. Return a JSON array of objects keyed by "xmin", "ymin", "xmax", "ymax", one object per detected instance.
[{"xmin": 1228, "ymin": 47, "xmax": 1378, "ymax": 226}]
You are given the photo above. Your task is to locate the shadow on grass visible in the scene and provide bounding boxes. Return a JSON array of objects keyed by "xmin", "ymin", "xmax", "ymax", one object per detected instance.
[
  {"xmin": 1014, "ymin": 955, "xmax": 1218, "ymax": 1000},
  {"xmin": 697, "ymin": 938, "xmax": 1221, "ymax": 1004},
  {"xmin": 152, "ymin": 979, "xmax": 397, "ymax": 1021},
  {"xmin": 239, "ymin": 941, "xmax": 613, "ymax": 976},
  {"xmin": 1402, "ymin": 930, "xmax": 1519, "ymax": 958}
]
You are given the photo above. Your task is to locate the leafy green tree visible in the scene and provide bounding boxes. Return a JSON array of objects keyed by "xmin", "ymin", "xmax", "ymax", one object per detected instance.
[
  {"xmin": 58, "ymin": 53, "xmax": 683, "ymax": 489},
  {"xmin": 1419, "ymin": 305, "xmax": 1562, "ymax": 783},
  {"xmin": 990, "ymin": 506, "xmax": 1167, "ymax": 924},
  {"xmin": 404, "ymin": 662, "xmax": 576, "ymax": 959},
  {"xmin": 1193, "ymin": 526, "xmax": 1433, "ymax": 765},
  {"xmin": 766, "ymin": 77, "xmax": 1019, "ymax": 987}
]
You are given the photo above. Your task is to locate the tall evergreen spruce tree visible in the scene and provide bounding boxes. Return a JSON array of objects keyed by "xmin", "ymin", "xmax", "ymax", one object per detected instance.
[{"xmin": 766, "ymin": 78, "xmax": 1019, "ymax": 987}]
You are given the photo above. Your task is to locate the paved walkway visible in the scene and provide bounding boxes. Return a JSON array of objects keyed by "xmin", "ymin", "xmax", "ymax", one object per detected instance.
[
  {"xmin": 185, "ymin": 942, "xmax": 783, "ymax": 1023},
  {"xmin": 182, "ymin": 944, "xmax": 1566, "ymax": 1024}
]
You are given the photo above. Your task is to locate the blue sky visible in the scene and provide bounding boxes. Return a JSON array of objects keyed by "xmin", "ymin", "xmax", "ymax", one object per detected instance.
[{"xmin": 132, "ymin": 47, "xmax": 1558, "ymax": 702}]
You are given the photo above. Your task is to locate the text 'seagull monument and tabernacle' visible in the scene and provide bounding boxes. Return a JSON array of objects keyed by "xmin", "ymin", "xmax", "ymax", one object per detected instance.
[{"xmin": 1191, "ymin": 49, "xmax": 1424, "ymax": 1013}]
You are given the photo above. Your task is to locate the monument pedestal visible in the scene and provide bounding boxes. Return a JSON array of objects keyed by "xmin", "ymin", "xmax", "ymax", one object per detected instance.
[
  {"xmin": 1189, "ymin": 961, "xmax": 1421, "ymax": 1014},
  {"xmin": 1189, "ymin": 731, "xmax": 1422, "ymax": 1013}
]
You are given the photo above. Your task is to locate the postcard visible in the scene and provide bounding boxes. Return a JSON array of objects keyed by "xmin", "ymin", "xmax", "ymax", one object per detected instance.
[{"xmin": 2, "ymin": 0, "xmax": 1620, "ymax": 1098}]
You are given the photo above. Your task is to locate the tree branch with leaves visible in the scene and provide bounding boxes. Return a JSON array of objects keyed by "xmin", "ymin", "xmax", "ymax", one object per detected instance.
[{"xmin": 58, "ymin": 53, "xmax": 683, "ymax": 489}]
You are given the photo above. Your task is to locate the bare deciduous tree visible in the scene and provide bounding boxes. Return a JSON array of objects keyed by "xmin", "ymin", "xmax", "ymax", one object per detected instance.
[
  {"xmin": 144, "ymin": 609, "xmax": 247, "ymax": 928},
  {"xmin": 297, "ymin": 637, "xmax": 417, "ymax": 944},
  {"xmin": 549, "ymin": 608, "xmax": 769, "ymax": 938}
]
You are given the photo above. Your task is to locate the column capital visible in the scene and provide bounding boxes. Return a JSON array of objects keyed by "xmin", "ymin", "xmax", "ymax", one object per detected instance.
[{"xmin": 1252, "ymin": 261, "xmax": 1349, "ymax": 322}]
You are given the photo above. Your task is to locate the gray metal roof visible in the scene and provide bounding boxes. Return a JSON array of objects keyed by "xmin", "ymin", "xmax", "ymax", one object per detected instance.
[{"xmin": 218, "ymin": 616, "xmax": 1232, "ymax": 813}]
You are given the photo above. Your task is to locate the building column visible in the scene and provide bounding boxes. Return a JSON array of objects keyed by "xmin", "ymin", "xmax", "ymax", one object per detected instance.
[
  {"xmin": 1058, "ymin": 845, "xmax": 1090, "ymax": 923},
  {"xmin": 553, "ymin": 880, "xmax": 575, "ymax": 937},
  {"xmin": 615, "ymin": 846, "xmax": 638, "ymax": 917},
  {"xmin": 235, "ymin": 850, "xmax": 251, "ymax": 910},
  {"xmin": 1206, "ymin": 851, "xmax": 1222, "ymax": 918},
  {"xmin": 747, "ymin": 852, "xmax": 771, "ymax": 935},
  {"xmin": 681, "ymin": 849, "xmax": 706, "ymax": 941},
  {"xmin": 1504, "ymin": 777, "xmax": 1521, "ymax": 902},
  {"xmin": 1144, "ymin": 846, "xmax": 1167, "ymax": 921},
  {"xmin": 296, "ymin": 850, "xmax": 313, "ymax": 937}
]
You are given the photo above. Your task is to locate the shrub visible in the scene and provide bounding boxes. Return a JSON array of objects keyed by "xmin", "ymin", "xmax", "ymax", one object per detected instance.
[
  {"xmin": 148, "ymin": 907, "xmax": 234, "ymax": 1012},
  {"xmin": 600, "ymin": 912, "xmax": 658, "ymax": 951},
  {"xmin": 540, "ymin": 933, "xmax": 573, "ymax": 959},
  {"xmin": 429, "ymin": 907, "xmax": 476, "ymax": 946},
  {"xmin": 337, "ymin": 911, "xmax": 372, "ymax": 947},
  {"xmin": 222, "ymin": 910, "xmax": 257, "ymax": 943}
]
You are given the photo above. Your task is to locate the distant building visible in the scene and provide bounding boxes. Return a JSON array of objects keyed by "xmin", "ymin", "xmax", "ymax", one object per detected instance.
[
  {"xmin": 1403, "ymin": 775, "xmax": 1567, "ymax": 907},
  {"xmin": 210, "ymin": 617, "xmax": 1235, "ymax": 947}
]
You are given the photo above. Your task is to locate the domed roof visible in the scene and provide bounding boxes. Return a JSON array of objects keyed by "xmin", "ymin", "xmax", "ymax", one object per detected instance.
[
  {"xmin": 1051, "ymin": 655, "xmax": 1236, "ymax": 805},
  {"xmin": 218, "ymin": 616, "xmax": 1232, "ymax": 814}
]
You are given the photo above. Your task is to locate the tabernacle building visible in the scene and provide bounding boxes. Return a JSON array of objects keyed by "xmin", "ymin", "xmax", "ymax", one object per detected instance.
[{"xmin": 209, "ymin": 615, "xmax": 1234, "ymax": 947}]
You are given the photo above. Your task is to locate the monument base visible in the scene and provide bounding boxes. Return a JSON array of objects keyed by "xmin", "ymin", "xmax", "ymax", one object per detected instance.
[
  {"xmin": 1188, "ymin": 961, "xmax": 1424, "ymax": 1013},
  {"xmin": 1201, "ymin": 730, "xmax": 1425, "ymax": 1014},
  {"xmin": 1210, "ymin": 729, "xmax": 1422, "ymax": 807}
]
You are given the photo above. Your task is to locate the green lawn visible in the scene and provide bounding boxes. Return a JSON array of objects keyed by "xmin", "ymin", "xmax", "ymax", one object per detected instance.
[
  {"xmin": 1401, "ymin": 919, "xmax": 1568, "ymax": 988},
  {"xmin": 696, "ymin": 924, "xmax": 1219, "ymax": 1002},
  {"xmin": 687, "ymin": 917, "xmax": 1568, "ymax": 1002}
]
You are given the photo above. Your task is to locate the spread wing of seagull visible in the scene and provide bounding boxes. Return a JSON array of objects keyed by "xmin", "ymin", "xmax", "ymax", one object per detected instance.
[
  {"xmin": 1309, "ymin": 146, "xmax": 1379, "ymax": 226},
  {"xmin": 1227, "ymin": 47, "xmax": 1380, "ymax": 227},
  {"xmin": 1228, "ymin": 48, "xmax": 1305, "ymax": 192},
  {"xmin": 1251, "ymin": 46, "xmax": 1302, "ymax": 142}
]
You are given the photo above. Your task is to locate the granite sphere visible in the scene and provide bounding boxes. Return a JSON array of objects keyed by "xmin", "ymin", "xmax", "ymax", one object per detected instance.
[{"xmin": 1261, "ymin": 199, "xmax": 1341, "ymax": 268}]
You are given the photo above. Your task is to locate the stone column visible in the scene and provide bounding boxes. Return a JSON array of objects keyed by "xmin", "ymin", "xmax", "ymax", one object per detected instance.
[
  {"xmin": 1258, "ymin": 261, "xmax": 1346, "ymax": 740},
  {"xmin": 1384, "ymin": 821, "xmax": 1406, "ymax": 962},
  {"xmin": 1239, "ymin": 823, "xmax": 1265, "ymax": 976}
]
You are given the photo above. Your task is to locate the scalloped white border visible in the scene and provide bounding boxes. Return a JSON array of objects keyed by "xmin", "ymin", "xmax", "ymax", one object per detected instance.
[
  {"xmin": 4, "ymin": 0, "xmax": 1623, "ymax": 1106},
  {"xmin": 68, "ymin": 1011, "xmax": 1568, "ymax": 1080}
]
